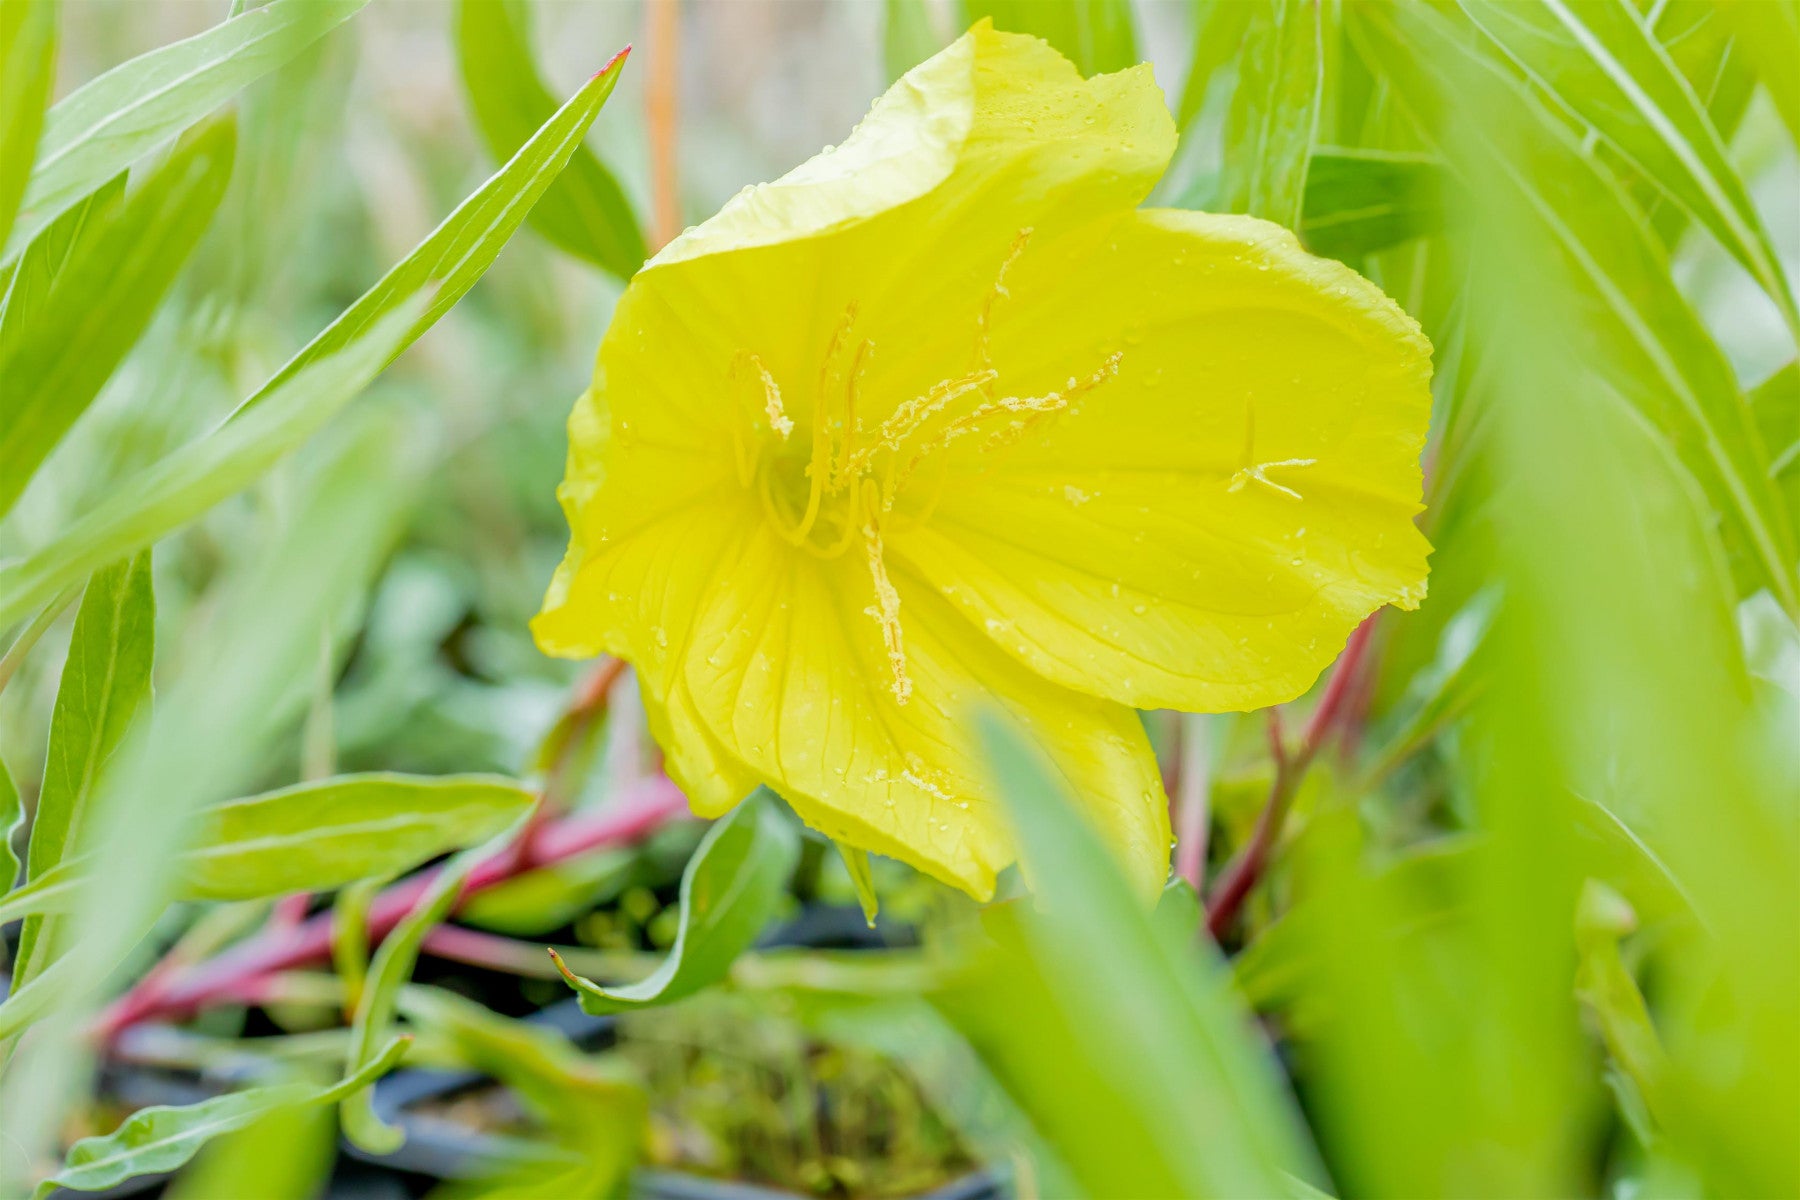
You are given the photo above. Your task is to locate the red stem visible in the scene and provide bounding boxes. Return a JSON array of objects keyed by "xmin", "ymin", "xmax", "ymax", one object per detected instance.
[
  {"xmin": 1205, "ymin": 614, "xmax": 1379, "ymax": 939},
  {"xmin": 94, "ymin": 777, "xmax": 687, "ymax": 1041}
]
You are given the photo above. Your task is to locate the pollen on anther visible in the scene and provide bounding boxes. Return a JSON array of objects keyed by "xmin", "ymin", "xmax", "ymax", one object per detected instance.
[
  {"xmin": 745, "ymin": 353, "xmax": 792, "ymax": 440},
  {"xmin": 861, "ymin": 518, "xmax": 912, "ymax": 705}
]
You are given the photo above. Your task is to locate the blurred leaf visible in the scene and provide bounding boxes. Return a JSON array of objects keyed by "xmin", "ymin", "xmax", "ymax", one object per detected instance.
[
  {"xmin": 0, "ymin": 297, "xmax": 423, "ymax": 632},
  {"xmin": 1718, "ymin": 0, "xmax": 1800, "ymax": 145},
  {"xmin": 1300, "ymin": 147, "xmax": 1446, "ymax": 260},
  {"xmin": 1223, "ymin": 0, "xmax": 1323, "ymax": 228},
  {"xmin": 883, "ymin": 0, "xmax": 950, "ymax": 83},
  {"xmin": 835, "ymin": 840, "xmax": 880, "ymax": 926},
  {"xmin": 181, "ymin": 773, "xmax": 535, "ymax": 900},
  {"xmin": 0, "ymin": 171, "xmax": 122, "ymax": 353},
  {"xmin": 1750, "ymin": 360, "xmax": 1798, "ymax": 526},
  {"xmin": 8, "ymin": 553, "xmax": 154, "ymax": 999},
  {"xmin": 331, "ymin": 873, "xmax": 384, "ymax": 1018},
  {"xmin": 0, "ymin": 0, "xmax": 56, "ymax": 254},
  {"xmin": 551, "ymin": 788, "xmax": 799, "ymax": 1015},
  {"xmin": 932, "ymin": 715, "xmax": 1319, "ymax": 1198},
  {"xmin": 1353, "ymin": 1, "xmax": 1799, "ymax": 618},
  {"xmin": 0, "ymin": 405, "xmax": 429, "ymax": 1160},
  {"xmin": 5, "ymin": 0, "xmax": 364, "ymax": 259},
  {"xmin": 458, "ymin": 820, "xmax": 699, "ymax": 936},
  {"xmin": 239, "ymin": 40, "xmax": 630, "ymax": 414},
  {"xmin": 339, "ymin": 815, "xmax": 530, "ymax": 1153},
  {"xmin": 163, "ymin": 1103, "xmax": 334, "ymax": 1200},
  {"xmin": 963, "ymin": 0, "xmax": 1138, "ymax": 75},
  {"xmin": 0, "ymin": 116, "xmax": 235, "ymax": 520},
  {"xmin": 0, "ymin": 754, "xmax": 20, "ymax": 891},
  {"xmin": 399, "ymin": 985, "xmax": 646, "ymax": 1197},
  {"xmin": 1358, "ymin": 587, "xmax": 1496, "ymax": 785},
  {"xmin": 1573, "ymin": 880, "xmax": 1669, "ymax": 1138},
  {"xmin": 34, "ymin": 1037, "xmax": 408, "ymax": 1198},
  {"xmin": 454, "ymin": 2, "xmax": 643, "ymax": 280},
  {"xmin": 1178, "ymin": 0, "xmax": 1254, "ymax": 131},
  {"xmin": 1459, "ymin": 0, "xmax": 1800, "ymax": 338}
]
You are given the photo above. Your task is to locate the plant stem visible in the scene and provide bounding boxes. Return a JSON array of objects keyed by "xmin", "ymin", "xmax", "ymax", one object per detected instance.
[
  {"xmin": 0, "ymin": 586, "xmax": 78, "ymax": 698},
  {"xmin": 1205, "ymin": 614, "xmax": 1378, "ymax": 939},
  {"xmin": 646, "ymin": 0, "xmax": 682, "ymax": 250},
  {"xmin": 93, "ymin": 776, "xmax": 688, "ymax": 1041},
  {"xmin": 1174, "ymin": 713, "xmax": 1215, "ymax": 891}
]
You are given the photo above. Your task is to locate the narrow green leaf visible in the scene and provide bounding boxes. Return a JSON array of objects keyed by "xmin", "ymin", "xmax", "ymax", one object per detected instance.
[
  {"xmin": 1573, "ymin": 881, "xmax": 1671, "ymax": 1135},
  {"xmin": 34, "ymin": 1037, "xmax": 409, "ymax": 1198},
  {"xmin": 1353, "ymin": 1, "xmax": 1799, "ymax": 617},
  {"xmin": 0, "ymin": 171, "xmax": 123, "ymax": 354},
  {"xmin": 1223, "ymin": 0, "xmax": 1324, "ymax": 229},
  {"xmin": 1460, "ymin": 0, "xmax": 1800, "ymax": 339},
  {"xmin": 1300, "ymin": 147, "xmax": 1446, "ymax": 260},
  {"xmin": 0, "ymin": 755, "xmax": 20, "ymax": 891},
  {"xmin": 162, "ymin": 1104, "xmax": 334, "ymax": 1200},
  {"xmin": 1718, "ymin": 0, "xmax": 1800, "ymax": 146},
  {"xmin": 964, "ymin": 0, "xmax": 1138, "ymax": 76},
  {"xmin": 883, "ymin": 0, "xmax": 950, "ymax": 83},
  {"xmin": 935, "ymin": 715, "xmax": 1318, "ymax": 1198},
  {"xmin": 6, "ymin": 0, "xmax": 364, "ymax": 259},
  {"xmin": 454, "ymin": 2, "xmax": 643, "ymax": 279},
  {"xmin": 1751, "ymin": 361, "xmax": 1799, "ymax": 528},
  {"xmin": 0, "ymin": 116, "xmax": 235, "ymax": 519},
  {"xmin": 239, "ymin": 42, "xmax": 631, "ymax": 416},
  {"xmin": 551, "ymin": 788, "xmax": 800, "ymax": 1014},
  {"xmin": 9, "ymin": 553, "xmax": 155, "ymax": 996},
  {"xmin": 0, "ymin": 0, "xmax": 56, "ymax": 254},
  {"xmin": 182, "ymin": 773, "xmax": 535, "ymax": 901},
  {"xmin": 0, "ymin": 297, "xmax": 425, "ymax": 632},
  {"xmin": 835, "ymin": 840, "xmax": 880, "ymax": 927},
  {"xmin": 1178, "ymin": 0, "xmax": 1254, "ymax": 131},
  {"xmin": 340, "ymin": 816, "xmax": 531, "ymax": 1153}
]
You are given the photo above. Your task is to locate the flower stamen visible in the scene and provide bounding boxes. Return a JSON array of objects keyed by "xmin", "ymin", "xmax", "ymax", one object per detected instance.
[
  {"xmin": 860, "ymin": 481, "xmax": 912, "ymax": 705},
  {"xmin": 975, "ymin": 228, "xmax": 1033, "ymax": 382}
]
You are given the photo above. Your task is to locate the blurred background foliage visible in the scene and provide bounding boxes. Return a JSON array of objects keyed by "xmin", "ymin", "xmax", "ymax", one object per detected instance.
[{"xmin": 0, "ymin": 0, "xmax": 1795, "ymax": 1197}]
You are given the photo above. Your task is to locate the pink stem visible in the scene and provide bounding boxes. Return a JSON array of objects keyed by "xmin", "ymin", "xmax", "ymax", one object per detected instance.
[
  {"xmin": 94, "ymin": 777, "xmax": 688, "ymax": 1042},
  {"xmin": 1205, "ymin": 614, "xmax": 1379, "ymax": 939}
]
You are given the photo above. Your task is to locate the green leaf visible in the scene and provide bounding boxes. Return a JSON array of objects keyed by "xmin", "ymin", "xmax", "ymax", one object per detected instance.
[
  {"xmin": 0, "ymin": 171, "xmax": 123, "ymax": 353},
  {"xmin": 1300, "ymin": 147, "xmax": 1446, "ymax": 261},
  {"xmin": 933, "ymin": 715, "xmax": 1319, "ymax": 1199},
  {"xmin": 963, "ymin": 0, "xmax": 1138, "ymax": 76},
  {"xmin": 1751, "ymin": 360, "xmax": 1799, "ymax": 528},
  {"xmin": 834, "ymin": 840, "xmax": 880, "ymax": 927},
  {"xmin": 1178, "ymin": 0, "xmax": 1254, "ymax": 131},
  {"xmin": 1353, "ymin": 1, "xmax": 1799, "ymax": 618},
  {"xmin": 1459, "ymin": 0, "xmax": 1800, "ymax": 340},
  {"xmin": 884, "ymin": 0, "xmax": 951, "ymax": 83},
  {"xmin": 1223, "ymin": 0, "xmax": 1324, "ymax": 229},
  {"xmin": 1717, "ymin": 0, "xmax": 1800, "ymax": 147},
  {"xmin": 1573, "ymin": 880, "xmax": 1671, "ymax": 1137},
  {"xmin": 6, "ymin": 0, "xmax": 365, "ymax": 259},
  {"xmin": 0, "ymin": 0, "xmax": 57, "ymax": 254},
  {"xmin": 340, "ymin": 816, "xmax": 531, "ymax": 1153},
  {"xmin": 240, "ymin": 40, "xmax": 631, "ymax": 416},
  {"xmin": 0, "ymin": 754, "xmax": 20, "ymax": 892},
  {"xmin": 0, "ymin": 115, "xmax": 235, "ymax": 520},
  {"xmin": 454, "ymin": 2, "xmax": 643, "ymax": 279},
  {"xmin": 551, "ymin": 788, "xmax": 800, "ymax": 1015},
  {"xmin": 35, "ymin": 1037, "xmax": 409, "ymax": 1198},
  {"xmin": 181, "ymin": 773, "xmax": 536, "ymax": 901},
  {"xmin": 0, "ymin": 296, "xmax": 424, "ymax": 633},
  {"xmin": 8, "ymin": 552, "xmax": 155, "ymax": 997},
  {"xmin": 162, "ymin": 1105, "xmax": 335, "ymax": 1200}
]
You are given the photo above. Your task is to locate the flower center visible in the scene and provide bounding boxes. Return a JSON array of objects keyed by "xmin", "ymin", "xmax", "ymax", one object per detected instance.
[{"xmin": 728, "ymin": 231, "xmax": 1124, "ymax": 704}]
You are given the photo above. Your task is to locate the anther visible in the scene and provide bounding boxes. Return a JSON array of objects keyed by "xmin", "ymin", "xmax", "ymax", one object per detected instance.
[
  {"xmin": 744, "ymin": 353, "xmax": 791, "ymax": 440},
  {"xmin": 860, "ymin": 490, "xmax": 912, "ymax": 705}
]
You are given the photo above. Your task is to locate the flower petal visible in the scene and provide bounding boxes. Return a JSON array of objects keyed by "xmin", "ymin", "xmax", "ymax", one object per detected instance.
[
  {"xmin": 889, "ymin": 209, "xmax": 1433, "ymax": 712},
  {"xmin": 662, "ymin": 504, "xmax": 1168, "ymax": 900}
]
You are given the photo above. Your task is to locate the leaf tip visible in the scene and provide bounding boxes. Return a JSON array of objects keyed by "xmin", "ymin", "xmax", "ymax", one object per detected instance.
[{"xmin": 594, "ymin": 44, "xmax": 632, "ymax": 81}]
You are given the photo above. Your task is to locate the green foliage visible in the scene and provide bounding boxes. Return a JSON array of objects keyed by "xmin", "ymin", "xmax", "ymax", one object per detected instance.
[
  {"xmin": 6, "ymin": 0, "xmax": 364, "ymax": 258},
  {"xmin": 182, "ymin": 772, "xmax": 535, "ymax": 900},
  {"xmin": 1223, "ymin": 0, "xmax": 1324, "ymax": 228},
  {"xmin": 0, "ymin": 116, "xmax": 235, "ymax": 519},
  {"xmin": 36, "ymin": 1037, "xmax": 409, "ymax": 1197},
  {"xmin": 1300, "ymin": 147, "xmax": 1446, "ymax": 260},
  {"xmin": 0, "ymin": 0, "xmax": 56, "ymax": 254},
  {"xmin": 962, "ymin": 0, "xmax": 1136, "ymax": 75},
  {"xmin": 455, "ymin": 0, "xmax": 644, "ymax": 278},
  {"xmin": 552, "ymin": 789, "xmax": 800, "ymax": 1014}
]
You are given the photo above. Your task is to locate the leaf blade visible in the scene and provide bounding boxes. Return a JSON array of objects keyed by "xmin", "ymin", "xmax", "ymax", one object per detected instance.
[
  {"xmin": 7, "ymin": 0, "xmax": 364, "ymax": 259},
  {"xmin": 552, "ymin": 788, "xmax": 799, "ymax": 1014},
  {"xmin": 1223, "ymin": 0, "xmax": 1324, "ymax": 229},
  {"xmin": 0, "ymin": 0, "xmax": 57, "ymax": 254}
]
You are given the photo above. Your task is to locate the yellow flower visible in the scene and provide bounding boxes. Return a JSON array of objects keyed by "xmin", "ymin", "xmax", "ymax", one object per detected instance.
[{"xmin": 534, "ymin": 23, "xmax": 1431, "ymax": 900}]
